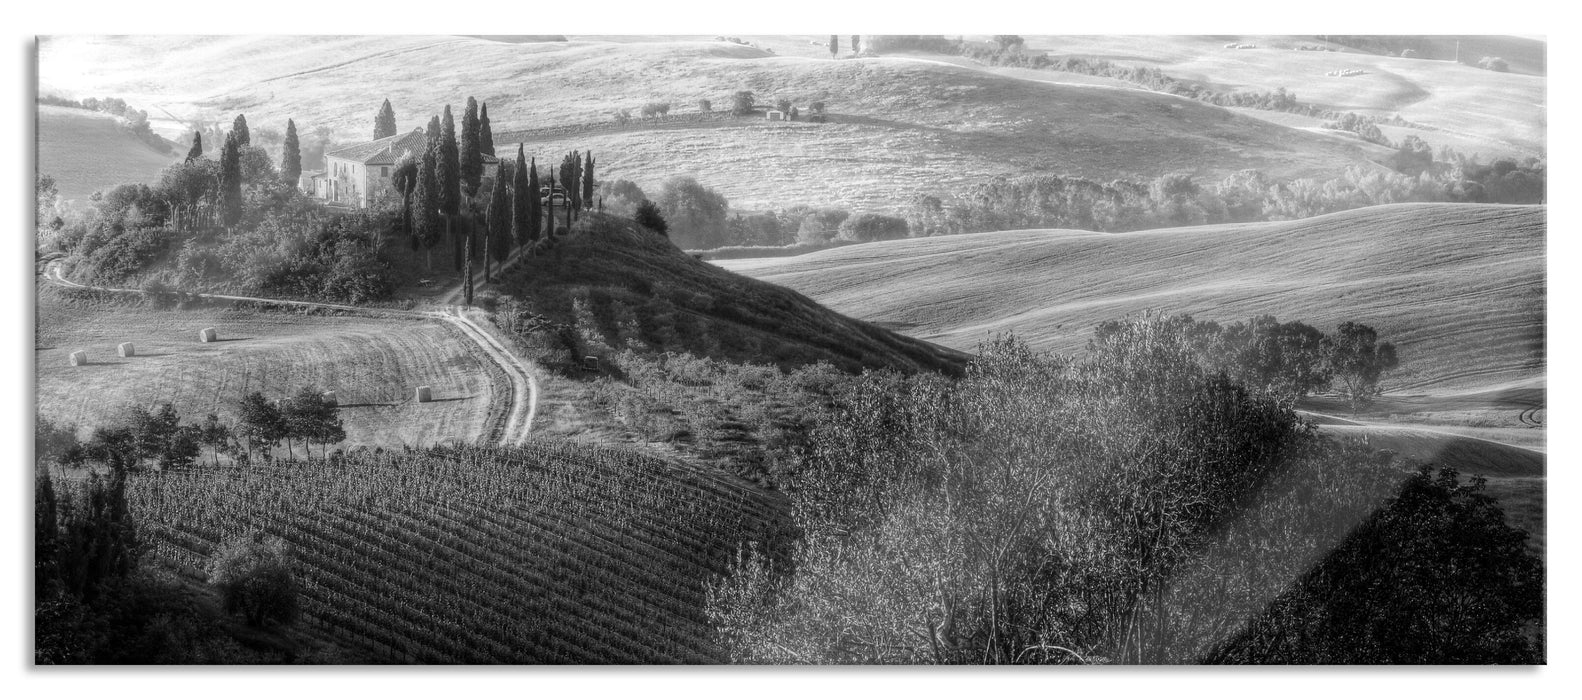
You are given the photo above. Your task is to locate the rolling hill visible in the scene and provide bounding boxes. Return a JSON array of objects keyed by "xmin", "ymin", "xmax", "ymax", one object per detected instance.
[
  {"xmin": 494, "ymin": 212, "xmax": 969, "ymax": 375},
  {"xmin": 36, "ymin": 104, "xmax": 179, "ymax": 203},
  {"xmin": 717, "ymin": 203, "xmax": 1545, "ymax": 393},
  {"xmin": 38, "ymin": 35, "xmax": 1394, "ymax": 214}
]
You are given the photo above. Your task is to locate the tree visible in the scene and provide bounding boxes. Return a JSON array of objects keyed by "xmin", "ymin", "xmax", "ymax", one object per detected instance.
[
  {"xmin": 634, "ymin": 199, "xmax": 668, "ymax": 238},
  {"xmin": 185, "ymin": 132, "xmax": 203, "ymax": 163},
  {"xmin": 698, "ymin": 98, "xmax": 712, "ymax": 112},
  {"xmin": 392, "ymin": 153, "xmax": 419, "ymax": 239},
  {"xmin": 197, "ymin": 413, "xmax": 232, "ymax": 467},
  {"xmin": 439, "ymin": 106, "xmax": 463, "ymax": 270},
  {"xmin": 559, "ymin": 151, "xmax": 582, "ymax": 217},
  {"xmin": 478, "ymin": 102, "xmax": 495, "ymax": 156},
  {"xmin": 461, "ymin": 97, "xmax": 482, "ymax": 197},
  {"xmin": 374, "ymin": 98, "xmax": 397, "ymax": 139},
  {"xmin": 582, "ymin": 151, "xmax": 595, "ymax": 211},
  {"xmin": 280, "ymin": 119, "xmax": 302, "ymax": 189},
  {"xmin": 829, "ymin": 34, "xmax": 839, "ymax": 58},
  {"xmin": 412, "ymin": 116, "xmax": 444, "ymax": 269},
  {"xmin": 1325, "ymin": 321, "xmax": 1399, "ymax": 415},
  {"xmin": 487, "ymin": 162, "xmax": 513, "ymax": 268},
  {"xmin": 732, "ymin": 90, "xmax": 756, "ymax": 116},
  {"xmin": 281, "ymin": 387, "xmax": 345, "ymax": 460},
  {"xmin": 511, "ymin": 145, "xmax": 533, "ymax": 249},
  {"xmin": 993, "ymin": 35, "xmax": 1025, "ymax": 51},
  {"xmin": 835, "ymin": 212, "xmax": 910, "ymax": 242},
  {"xmin": 231, "ymin": 114, "xmax": 250, "ymax": 148},
  {"xmin": 657, "ymin": 175, "xmax": 729, "ymax": 249},
  {"xmin": 217, "ymin": 131, "xmax": 244, "ymax": 227},
  {"xmin": 235, "ymin": 391, "xmax": 285, "ymax": 462},
  {"xmin": 775, "ymin": 97, "xmax": 792, "ymax": 114},
  {"xmin": 525, "ymin": 156, "xmax": 542, "ymax": 244},
  {"xmin": 850, "ymin": 35, "xmax": 860, "ymax": 54},
  {"xmin": 208, "ymin": 532, "xmax": 299, "ymax": 628}
]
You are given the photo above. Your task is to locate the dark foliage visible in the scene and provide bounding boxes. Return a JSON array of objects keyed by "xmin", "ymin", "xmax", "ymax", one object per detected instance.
[
  {"xmin": 634, "ymin": 199, "xmax": 668, "ymax": 237},
  {"xmin": 280, "ymin": 119, "xmax": 302, "ymax": 189},
  {"xmin": 374, "ymin": 99, "xmax": 397, "ymax": 140}
]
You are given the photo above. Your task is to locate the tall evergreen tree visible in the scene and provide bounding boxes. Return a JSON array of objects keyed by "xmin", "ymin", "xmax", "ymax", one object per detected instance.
[
  {"xmin": 374, "ymin": 98, "xmax": 397, "ymax": 139},
  {"xmin": 478, "ymin": 103, "xmax": 495, "ymax": 156},
  {"xmin": 582, "ymin": 151, "xmax": 595, "ymax": 210},
  {"xmin": 487, "ymin": 162, "xmax": 512, "ymax": 267},
  {"xmin": 545, "ymin": 171, "xmax": 558, "ymax": 237},
  {"xmin": 218, "ymin": 131, "xmax": 243, "ymax": 227},
  {"xmin": 231, "ymin": 114, "xmax": 250, "ymax": 148},
  {"xmin": 438, "ymin": 106, "xmax": 464, "ymax": 270},
  {"xmin": 527, "ymin": 157, "xmax": 542, "ymax": 243},
  {"xmin": 412, "ymin": 115, "xmax": 444, "ymax": 269},
  {"xmin": 512, "ymin": 145, "xmax": 532, "ymax": 248},
  {"xmin": 829, "ymin": 34, "xmax": 839, "ymax": 58},
  {"xmin": 280, "ymin": 119, "xmax": 302, "ymax": 189},
  {"xmin": 460, "ymin": 97, "xmax": 482, "ymax": 197},
  {"xmin": 185, "ymin": 132, "xmax": 203, "ymax": 163}
]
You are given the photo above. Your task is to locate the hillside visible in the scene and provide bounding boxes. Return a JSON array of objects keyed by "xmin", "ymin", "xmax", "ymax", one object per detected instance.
[
  {"xmin": 1009, "ymin": 35, "xmax": 1546, "ymax": 160},
  {"xmin": 492, "ymin": 213, "xmax": 968, "ymax": 375},
  {"xmin": 38, "ymin": 35, "xmax": 1392, "ymax": 213},
  {"xmin": 36, "ymin": 104, "xmax": 179, "ymax": 203},
  {"xmin": 717, "ymin": 203, "xmax": 1544, "ymax": 393}
]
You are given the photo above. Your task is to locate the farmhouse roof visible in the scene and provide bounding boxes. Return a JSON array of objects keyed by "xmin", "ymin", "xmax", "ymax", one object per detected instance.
[{"xmin": 325, "ymin": 128, "xmax": 428, "ymax": 165}]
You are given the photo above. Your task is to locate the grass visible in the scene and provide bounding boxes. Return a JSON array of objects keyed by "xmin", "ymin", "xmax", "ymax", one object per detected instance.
[
  {"xmin": 40, "ymin": 36, "xmax": 1393, "ymax": 214},
  {"xmin": 35, "ymin": 290, "xmax": 502, "ymax": 450},
  {"xmin": 718, "ymin": 203, "xmax": 1545, "ymax": 394},
  {"xmin": 36, "ymin": 104, "xmax": 179, "ymax": 204},
  {"xmin": 1010, "ymin": 35, "xmax": 1546, "ymax": 160},
  {"xmin": 489, "ymin": 212, "xmax": 968, "ymax": 376}
]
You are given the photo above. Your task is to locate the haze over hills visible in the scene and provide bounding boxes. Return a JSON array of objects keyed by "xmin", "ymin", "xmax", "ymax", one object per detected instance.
[
  {"xmin": 718, "ymin": 203, "xmax": 1544, "ymax": 393},
  {"xmin": 40, "ymin": 35, "xmax": 1404, "ymax": 213},
  {"xmin": 36, "ymin": 104, "xmax": 179, "ymax": 203}
]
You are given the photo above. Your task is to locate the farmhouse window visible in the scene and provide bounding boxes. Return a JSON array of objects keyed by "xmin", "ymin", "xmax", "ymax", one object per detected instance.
[{"xmin": 382, "ymin": 166, "xmax": 390, "ymax": 177}]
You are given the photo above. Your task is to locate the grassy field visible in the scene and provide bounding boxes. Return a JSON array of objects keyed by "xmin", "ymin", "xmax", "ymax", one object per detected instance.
[
  {"xmin": 36, "ymin": 104, "xmax": 179, "ymax": 204},
  {"xmin": 1010, "ymin": 35, "xmax": 1546, "ymax": 160},
  {"xmin": 36, "ymin": 292, "xmax": 502, "ymax": 450},
  {"xmin": 718, "ymin": 203, "xmax": 1544, "ymax": 393},
  {"xmin": 38, "ymin": 35, "xmax": 1390, "ymax": 213}
]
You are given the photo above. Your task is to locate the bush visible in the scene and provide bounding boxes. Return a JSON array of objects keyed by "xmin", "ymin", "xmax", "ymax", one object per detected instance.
[
  {"xmin": 698, "ymin": 98, "xmax": 712, "ymax": 112},
  {"xmin": 731, "ymin": 91, "xmax": 755, "ymax": 116},
  {"xmin": 795, "ymin": 208, "xmax": 849, "ymax": 245},
  {"xmin": 1478, "ymin": 56, "xmax": 1509, "ymax": 72},
  {"xmin": 634, "ymin": 199, "xmax": 668, "ymax": 238},
  {"xmin": 834, "ymin": 212, "xmax": 909, "ymax": 242},
  {"xmin": 207, "ymin": 532, "xmax": 299, "ymax": 628}
]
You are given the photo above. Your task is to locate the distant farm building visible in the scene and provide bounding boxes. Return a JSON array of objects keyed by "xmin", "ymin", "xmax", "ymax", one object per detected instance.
[{"xmin": 311, "ymin": 128, "xmax": 498, "ymax": 209}]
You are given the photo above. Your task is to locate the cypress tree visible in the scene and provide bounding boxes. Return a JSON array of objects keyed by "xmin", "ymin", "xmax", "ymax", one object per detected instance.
[
  {"xmin": 527, "ymin": 157, "xmax": 541, "ymax": 243},
  {"xmin": 185, "ymin": 132, "xmax": 203, "ymax": 163},
  {"xmin": 582, "ymin": 151, "xmax": 594, "ymax": 210},
  {"xmin": 413, "ymin": 116, "xmax": 444, "ymax": 269},
  {"xmin": 460, "ymin": 97, "xmax": 482, "ymax": 198},
  {"xmin": 512, "ymin": 145, "xmax": 532, "ymax": 248},
  {"xmin": 829, "ymin": 34, "xmax": 839, "ymax": 58},
  {"xmin": 488, "ymin": 162, "xmax": 512, "ymax": 266},
  {"xmin": 479, "ymin": 102, "xmax": 495, "ymax": 156},
  {"xmin": 218, "ymin": 131, "xmax": 243, "ymax": 227},
  {"xmin": 231, "ymin": 114, "xmax": 250, "ymax": 148},
  {"xmin": 281, "ymin": 119, "xmax": 302, "ymax": 189},
  {"xmin": 374, "ymin": 98, "xmax": 397, "ymax": 139},
  {"xmin": 438, "ymin": 106, "xmax": 464, "ymax": 270},
  {"xmin": 545, "ymin": 171, "xmax": 557, "ymax": 237}
]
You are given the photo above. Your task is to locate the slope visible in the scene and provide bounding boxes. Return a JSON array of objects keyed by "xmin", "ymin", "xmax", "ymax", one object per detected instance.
[
  {"xmin": 494, "ymin": 212, "xmax": 969, "ymax": 375},
  {"xmin": 717, "ymin": 203, "xmax": 1544, "ymax": 393},
  {"xmin": 38, "ymin": 35, "xmax": 1389, "ymax": 213},
  {"xmin": 36, "ymin": 104, "xmax": 179, "ymax": 204}
]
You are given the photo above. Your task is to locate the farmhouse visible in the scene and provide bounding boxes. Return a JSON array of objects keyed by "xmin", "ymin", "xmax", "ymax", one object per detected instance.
[{"xmin": 311, "ymin": 129, "xmax": 502, "ymax": 209}]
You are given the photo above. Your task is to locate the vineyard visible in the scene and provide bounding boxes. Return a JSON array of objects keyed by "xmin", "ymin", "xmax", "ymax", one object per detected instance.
[{"xmin": 127, "ymin": 442, "xmax": 786, "ymax": 663}]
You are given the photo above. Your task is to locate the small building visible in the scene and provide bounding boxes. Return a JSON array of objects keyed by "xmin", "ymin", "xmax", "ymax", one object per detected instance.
[{"xmin": 765, "ymin": 110, "xmax": 784, "ymax": 121}]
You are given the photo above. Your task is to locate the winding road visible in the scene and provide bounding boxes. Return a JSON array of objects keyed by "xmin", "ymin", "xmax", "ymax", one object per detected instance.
[{"xmin": 44, "ymin": 263, "xmax": 539, "ymax": 446}]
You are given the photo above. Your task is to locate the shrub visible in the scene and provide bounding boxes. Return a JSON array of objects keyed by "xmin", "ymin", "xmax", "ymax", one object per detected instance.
[
  {"xmin": 698, "ymin": 98, "xmax": 712, "ymax": 112},
  {"xmin": 795, "ymin": 208, "xmax": 849, "ymax": 245},
  {"xmin": 834, "ymin": 212, "xmax": 909, "ymax": 242},
  {"xmin": 207, "ymin": 532, "xmax": 300, "ymax": 628},
  {"xmin": 775, "ymin": 98, "xmax": 792, "ymax": 114},
  {"xmin": 634, "ymin": 199, "xmax": 669, "ymax": 238},
  {"xmin": 1478, "ymin": 56, "xmax": 1509, "ymax": 72},
  {"xmin": 731, "ymin": 91, "xmax": 755, "ymax": 116}
]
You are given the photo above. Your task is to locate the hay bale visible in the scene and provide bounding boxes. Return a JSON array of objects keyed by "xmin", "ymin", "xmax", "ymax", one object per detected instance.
[
  {"xmin": 117, "ymin": 342, "xmax": 135, "ymax": 358},
  {"xmin": 199, "ymin": 327, "xmax": 218, "ymax": 343},
  {"xmin": 321, "ymin": 391, "xmax": 337, "ymax": 406},
  {"xmin": 69, "ymin": 350, "xmax": 87, "ymax": 366},
  {"xmin": 415, "ymin": 386, "xmax": 432, "ymax": 403}
]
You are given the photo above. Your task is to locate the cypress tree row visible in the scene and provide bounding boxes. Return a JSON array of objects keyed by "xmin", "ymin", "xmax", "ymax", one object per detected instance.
[
  {"xmin": 374, "ymin": 98, "xmax": 397, "ymax": 139},
  {"xmin": 479, "ymin": 102, "xmax": 495, "ymax": 156},
  {"xmin": 512, "ymin": 145, "xmax": 533, "ymax": 248},
  {"xmin": 487, "ymin": 161, "xmax": 512, "ymax": 266},
  {"xmin": 280, "ymin": 119, "xmax": 302, "ymax": 190},
  {"xmin": 218, "ymin": 131, "xmax": 243, "ymax": 227},
  {"xmin": 185, "ymin": 132, "xmax": 203, "ymax": 163},
  {"xmin": 545, "ymin": 170, "xmax": 558, "ymax": 237},
  {"xmin": 231, "ymin": 114, "xmax": 250, "ymax": 148},
  {"xmin": 460, "ymin": 97, "xmax": 482, "ymax": 197}
]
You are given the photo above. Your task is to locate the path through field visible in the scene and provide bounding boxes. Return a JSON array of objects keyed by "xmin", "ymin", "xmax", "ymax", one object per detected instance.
[{"xmin": 44, "ymin": 264, "xmax": 538, "ymax": 446}]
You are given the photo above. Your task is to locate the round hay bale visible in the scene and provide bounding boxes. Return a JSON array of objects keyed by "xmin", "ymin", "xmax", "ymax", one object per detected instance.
[
  {"xmin": 117, "ymin": 342, "xmax": 135, "ymax": 358},
  {"xmin": 199, "ymin": 327, "xmax": 218, "ymax": 343},
  {"xmin": 321, "ymin": 391, "xmax": 337, "ymax": 406},
  {"xmin": 69, "ymin": 350, "xmax": 87, "ymax": 366},
  {"xmin": 415, "ymin": 386, "xmax": 432, "ymax": 403}
]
